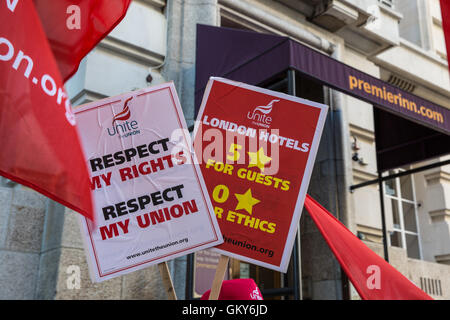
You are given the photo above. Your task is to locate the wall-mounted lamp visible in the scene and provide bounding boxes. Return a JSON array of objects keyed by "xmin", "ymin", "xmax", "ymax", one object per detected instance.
[
  {"xmin": 351, "ymin": 135, "xmax": 360, "ymax": 151},
  {"xmin": 351, "ymin": 136, "xmax": 368, "ymax": 165},
  {"xmin": 352, "ymin": 152, "xmax": 368, "ymax": 166}
]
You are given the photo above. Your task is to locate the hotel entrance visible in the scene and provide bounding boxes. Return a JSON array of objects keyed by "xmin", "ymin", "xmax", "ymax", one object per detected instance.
[{"xmin": 186, "ymin": 24, "xmax": 450, "ymax": 300}]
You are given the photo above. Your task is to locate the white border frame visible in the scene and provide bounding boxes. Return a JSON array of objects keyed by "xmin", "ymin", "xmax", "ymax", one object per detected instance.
[{"xmin": 74, "ymin": 82, "xmax": 223, "ymax": 282}]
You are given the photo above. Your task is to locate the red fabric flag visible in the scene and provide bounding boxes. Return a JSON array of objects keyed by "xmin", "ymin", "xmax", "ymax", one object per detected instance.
[
  {"xmin": 0, "ymin": 1, "xmax": 94, "ymax": 219},
  {"xmin": 1, "ymin": 1, "xmax": 131, "ymax": 221},
  {"xmin": 304, "ymin": 194, "xmax": 432, "ymax": 300},
  {"xmin": 34, "ymin": 0, "xmax": 132, "ymax": 81},
  {"xmin": 440, "ymin": 0, "xmax": 450, "ymax": 68}
]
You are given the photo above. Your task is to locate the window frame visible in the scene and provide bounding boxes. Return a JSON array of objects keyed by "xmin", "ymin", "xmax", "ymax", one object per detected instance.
[{"xmin": 385, "ymin": 169, "xmax": 423, "ymax": 259}]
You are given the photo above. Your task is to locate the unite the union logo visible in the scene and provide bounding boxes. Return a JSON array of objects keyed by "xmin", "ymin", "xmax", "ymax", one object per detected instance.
[
  {"xmin": 247, "ymin": 99, "xmax": 279, "ymax": 128},
  {"xmin": 112, "ymin": 96, "xmax": 132, "ymax": 125},
  {"xmin": 107, "ymin": 96, "xmax": 141, "ymax": 138}
]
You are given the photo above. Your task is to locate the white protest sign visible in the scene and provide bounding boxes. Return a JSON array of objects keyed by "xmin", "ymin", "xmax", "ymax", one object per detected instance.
[{"xmin": 74, "ymin": 82, "xmax": 223, "ymax": 282}]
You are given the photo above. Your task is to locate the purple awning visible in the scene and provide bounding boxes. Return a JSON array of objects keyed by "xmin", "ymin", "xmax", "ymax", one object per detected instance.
[{"xmin": 195, "ymin": 24, "xmax": 450, "ymax": 170}]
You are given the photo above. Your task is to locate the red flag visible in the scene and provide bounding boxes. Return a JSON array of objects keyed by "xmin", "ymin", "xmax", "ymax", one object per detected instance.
[
  {"xmin": 0, "ymin": 1, "xmax": 94, "ymax": 219},
  {"xmin": 34, "ymin": 0, "xmax": 132, "ymax": 81},
  {"xmin": 304, "ymin": 194, "xmax": 432, "ymax": 300},
  {"xmin": 441, "ymin": 0, "xmax": 450, "ymax": 68},
  {"xmin": 1, "ymin": 1, "xmax": 131, "ymax": 221}
]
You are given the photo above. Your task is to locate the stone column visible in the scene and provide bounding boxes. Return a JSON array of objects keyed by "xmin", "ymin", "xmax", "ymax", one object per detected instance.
[
  {"xmin": 163, "ymin": 0, "xmax": 218, "ymax": 127},
  {"xmin": 162, "ymin": 0, "xmax": 219, "ymax": 299},
  {"xmin": 0, "ymin": 181, "xmax": 47, "ymax": 299},
  {"xmin": 301, "ymin": 44, "xmax": 354, "ymax": 300}
]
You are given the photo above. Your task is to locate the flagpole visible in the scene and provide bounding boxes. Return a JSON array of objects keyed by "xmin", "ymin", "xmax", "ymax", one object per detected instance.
[
  {"xmin": 158, "ymin": 262, "xmax": 178, "ymax": 300},
  {"xmin": 208, "ymin": 255, "xmax": 230, "ymax": 300},
  {"xmin": 377, "ymin": 171, "xmax": 389, "ymax": 262}
]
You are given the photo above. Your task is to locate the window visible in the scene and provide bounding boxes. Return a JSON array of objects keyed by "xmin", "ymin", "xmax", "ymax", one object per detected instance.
[
  {"xmin": 378, "ymin": 0, "xmax": 394, "ymax": 9},
  {"xmin": 385, "ymin": 170, "xmax": 422, "ymax": 259}
]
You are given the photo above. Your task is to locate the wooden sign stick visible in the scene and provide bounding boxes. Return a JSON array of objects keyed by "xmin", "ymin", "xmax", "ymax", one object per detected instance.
[
  {"xmin": 209, "ymin": 255, "xmax": 230, "ymax": 300},
  {"xmin": 158, "ymin": 262, "xmax": 177, "ymax": 300}
]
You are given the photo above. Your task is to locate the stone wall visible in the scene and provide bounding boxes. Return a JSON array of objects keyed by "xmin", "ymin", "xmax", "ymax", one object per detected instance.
[
  {"xmin": 0, "ymin": 182, "xmax": 48, "ymax": 299},
  {"xmin": 363, "ymin": 241, "xmax": 450, "ymax": 300},
  {"xmin": 0, "ymin": 180, "xmax": 170, "ymax": 300}
]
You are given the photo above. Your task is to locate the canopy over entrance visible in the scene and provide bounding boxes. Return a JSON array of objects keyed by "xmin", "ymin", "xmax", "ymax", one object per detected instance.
[{"xmin": 195, "ymin": 24, "xmax": 450, "ymax": 171}]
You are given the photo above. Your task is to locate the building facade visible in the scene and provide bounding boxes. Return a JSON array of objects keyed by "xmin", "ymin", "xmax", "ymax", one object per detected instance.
[{"xmin": 0, "ymin": 0, "xmax": 449, "ymax": 300}]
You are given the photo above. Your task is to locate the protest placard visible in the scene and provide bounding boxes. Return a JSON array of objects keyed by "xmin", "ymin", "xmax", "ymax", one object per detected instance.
[
  {"xmin": 75, "ymin": 82, "xmax": 223, "ymax": 282},
  {"xmin": 193, "ymin": 77, "xmax": 328, "ymax": 273}
]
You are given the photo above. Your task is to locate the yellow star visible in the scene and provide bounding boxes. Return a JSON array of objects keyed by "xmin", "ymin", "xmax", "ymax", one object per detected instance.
[
  {"xmin": 247, "ymin": 147, "xmax": 272, "ymax": 172},
  {"xmin": 234, "ymin": 188, "xmax": 260, "ymax": 215}
]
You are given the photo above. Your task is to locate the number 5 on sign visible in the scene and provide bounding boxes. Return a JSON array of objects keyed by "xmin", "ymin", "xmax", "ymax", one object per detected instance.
[{"xmin": 227, "ymin": 143, "xmax": 242, "ymax": 162}]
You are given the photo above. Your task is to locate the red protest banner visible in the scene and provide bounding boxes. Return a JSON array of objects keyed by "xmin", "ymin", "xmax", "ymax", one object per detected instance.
[
  {"xmin": 441, "ymin": 0, "xmax": 450, "ymax": 72},
  {"xmin": 193, "ymin": 78, "xmax": 328, "ymax": 272},
  {"xmin": 34, "ymin": 0, "xmax": 131, "ymax": 81},
  {"xmin": 0, "ymin": 0, "xmax": 94, "ymax": 220},
  {"xmin": 304, "ymin": 194, "xmax": 432, "ymax": 300}
]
